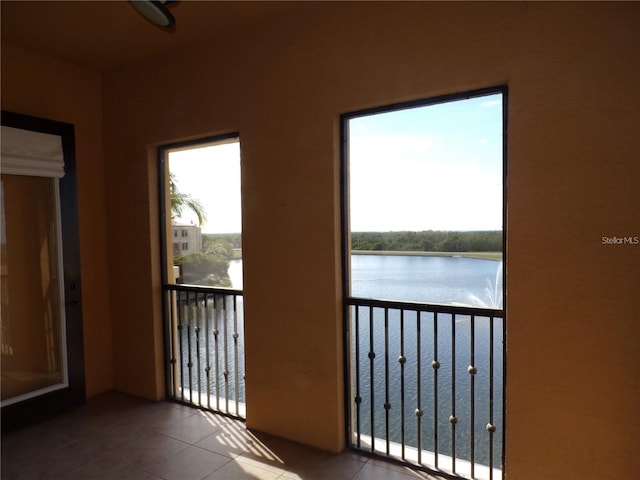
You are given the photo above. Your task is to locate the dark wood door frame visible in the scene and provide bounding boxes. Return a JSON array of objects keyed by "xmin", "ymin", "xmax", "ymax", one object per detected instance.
[{"xmin": 1, "ymin": 111, "xmax": 86, "ymax": 433}]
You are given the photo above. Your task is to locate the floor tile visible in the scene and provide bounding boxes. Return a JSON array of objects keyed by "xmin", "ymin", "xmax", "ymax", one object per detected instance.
[
  {"xmin": 123, "ymin": 401, "xmax": 197, "ymax": 434},
  {"xmin": 281, "ymin": 452, "xmax": 366, "ymax": 480},
  {"xmin": 0, "ymin": 391, "xmax": 448, "ymax": 480},
  {"xmin": 353, "ymin": 461, "xmax": 443, "ymax": 480},
  {"xmin": 204, "ymin": 456, "xmax": 282, "ymax": 480},
  {"xmin": 100, "ymin": 431, "xmax": 190, "ymax": 469},
  {"xmin": 144, "ymin": 445, "xmax": 231, "ymax": 480},
  {"xmin": 60, "ymin": 459, "xmax": 165, "ymax": 480},
  {"xmin": 0, "ymin": 414, "xmax": 85, "ymax": 471},
  {"xmin": 195, "ymin": 419, "xmax": 256, "ymax": 459},
  {"xmin": 154, "ymin": 410, "xmax": 222, "ymax": 444},
  {"xmin": 231, "ymin": 454, "xmax": 288, "ymax": 477},
  {"xmin": 1, "ymin": 441, "xmax": 97, "ymax": 480},
  {"xmin": 236, "ymin": 431, "xmax": 314, "ymax": 472}
]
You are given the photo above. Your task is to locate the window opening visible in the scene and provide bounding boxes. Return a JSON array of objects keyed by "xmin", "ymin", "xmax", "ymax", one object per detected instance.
[
  {"xmin": 342, "ymin": 87, "xmax": 506, "ymax": 479},
  {"xmin": 159, "ymin": 134, "xmax": 245, "ymax": 419},
  {"xmin": 166, "ymin": 140, "xmax": 242, "ymax": 287}
]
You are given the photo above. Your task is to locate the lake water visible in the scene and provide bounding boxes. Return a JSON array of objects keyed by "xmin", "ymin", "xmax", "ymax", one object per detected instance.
[
  {"xmin": 351, "ymin": 254, "xmax": 503, "ymax": 307},
  {"xmin": 188, "ymin": 255, "xmax": 503, "ymax": 471},
  {"xmin": 346, "ymin": 254, "xmax": 504, "ymax": 472},
  {"xmin": 228, "ymin": 259, "xmax": 243, "ymax": 289},
  {"xmin": 230, "ymin": 255, "xmax": 503, "ymax": 307}
]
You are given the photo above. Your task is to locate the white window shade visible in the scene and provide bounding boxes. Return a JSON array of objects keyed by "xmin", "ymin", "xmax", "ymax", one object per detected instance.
[{"xmin": 1, "ymin": 126, "xmax": 65, "ymax": 178}]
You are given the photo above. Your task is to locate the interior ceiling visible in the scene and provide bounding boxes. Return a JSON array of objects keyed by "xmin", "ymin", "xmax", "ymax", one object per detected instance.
[{"xmin": 1, "ymin": 1, "xmax": 297, "ymax": 72}]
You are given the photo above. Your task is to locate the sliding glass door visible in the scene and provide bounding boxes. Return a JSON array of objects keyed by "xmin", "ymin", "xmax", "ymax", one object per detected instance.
[{"xmin": 1, "ymin": 112, "xmax": 85, "ymax": 432}]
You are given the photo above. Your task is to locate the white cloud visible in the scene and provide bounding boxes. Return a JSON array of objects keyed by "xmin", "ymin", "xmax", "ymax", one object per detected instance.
[{"xmin": 481, "ymin": 99, "xmax": 502, "ymax": 108}]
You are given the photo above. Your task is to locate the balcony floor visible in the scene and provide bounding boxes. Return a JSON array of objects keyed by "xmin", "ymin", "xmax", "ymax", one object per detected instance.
[{"xmin": 1, "ymin": 391, "xmax": 444, "ymax": 480}]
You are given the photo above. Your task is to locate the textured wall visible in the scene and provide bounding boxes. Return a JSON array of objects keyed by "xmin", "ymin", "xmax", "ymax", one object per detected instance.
[
  {"xmin": 1, "ymin": 43, "xmax": 113, "ymax": 398},
  {"xmin": 103, "ymin": 4, "xmax": 640, "ymax": 476}
]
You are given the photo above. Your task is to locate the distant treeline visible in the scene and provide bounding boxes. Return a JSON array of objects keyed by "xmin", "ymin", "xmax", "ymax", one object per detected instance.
[
  {"xmin": 352, "ymin": 230, "xmax": 502, "ymax": 252},
  {"xmin": 200, "ymin": 231, "xmax": 501, "ymax": 253},
  {"xmin": 203, "ymin": 233, "xmax": 242, "ymax": 250}
]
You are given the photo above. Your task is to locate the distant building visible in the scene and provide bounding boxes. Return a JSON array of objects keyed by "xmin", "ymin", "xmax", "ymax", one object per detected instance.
[{"xmin": 171, "ymin": 223, "xmax": 202, "ymax": 257}]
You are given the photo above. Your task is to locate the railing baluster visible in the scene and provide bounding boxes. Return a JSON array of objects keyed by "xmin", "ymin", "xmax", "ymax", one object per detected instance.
[
  {"xmin": 354, "ymin": 305, "xmax": 361, "ymax": 449},
  {"xmin": 177, "ymin": 292, "xmax": 185, "ymax": 402},
  {"xmin": 195, "ymin": 292, "xmax": 202, "ymax": 407},
  {"xmin": 384, "ymin": 307, "xmax": 390, "ymax": 455},
  {"xmin": 233, "ymin": 294, "xmax": 240, "ymax": 417},
  {"xmin": 470, "ymin": 315, "xmax": 476, "ymax": 479},
  {"xmin": 502, "ymin": 314, "xmax": 506, "ymax": 479},
  {"xmin": 416, "ymin": 311, "xmax": 422, "ymax": 464},
  {"xmin": 433, "ymin": 311, "xmax": 439, "ymax": 469},
  {"xmin": 399, "ymin": 309, "xmax": 406, "ymax": 460},
  {"xmin": 170, "ymin": 290, "xmax": 178, "ymax": 398},
  {"xmin": 223, "ymin": 295, "xmax": 230, "ymax": 414},
  {"xmin": 489, "ymin": 314, "xmax": 495, "ymax": 480},
  {"xmin": 187, "ymin": 291, "xmax": 193, "ymax": 404},
  {"xmin": 214, "ymin": 294, "xmax": 220, "ymax": 411},
  {"xmin": 204, "ymin": 293, "xmax": 211, "ymax": 410},
  {"xmin": 451, "ymin": 312, "xmax": 456, "ymax": 475},
  {"xmin": 369, "ymin": 305, "xmax": 375, "ymax": 453}
]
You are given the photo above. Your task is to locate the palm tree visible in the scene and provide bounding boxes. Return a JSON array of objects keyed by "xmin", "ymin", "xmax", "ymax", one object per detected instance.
[{"xmin": 169, "ymin": 173, "xmax": 207, "ymax": 226}]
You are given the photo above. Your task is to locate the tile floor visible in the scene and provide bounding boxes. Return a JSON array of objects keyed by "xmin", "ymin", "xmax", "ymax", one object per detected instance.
[{"xmin": 1, "ymin": 391, "xmax": 444, "ymax": 480}]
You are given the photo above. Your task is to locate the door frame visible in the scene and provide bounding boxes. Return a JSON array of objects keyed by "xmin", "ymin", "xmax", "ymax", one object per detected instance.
[{"xmin": 1, "ymin": 111, "xmax": 85, "ymax": 433}]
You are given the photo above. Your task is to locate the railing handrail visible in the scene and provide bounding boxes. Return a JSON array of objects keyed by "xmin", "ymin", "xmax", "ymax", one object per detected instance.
[
  {"xmin": 163, "ymin": 283, "xmax": 243, "ymax": 296},
  {"xmin": 346, "ymin": 296, "xmax": 503, "ymax": 317}
]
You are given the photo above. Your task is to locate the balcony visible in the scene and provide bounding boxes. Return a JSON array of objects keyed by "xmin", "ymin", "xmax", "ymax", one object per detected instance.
[
  {"xmin": 159, "ymin": 284, "xmax": 504, "ymax": 480},
  {"xmin": 347, "ymin": 298, "xmax": 505, "ymax": 480},
  {"xmin": 163, "ymin": 284, "xmax": 246, "ymax": 419}
]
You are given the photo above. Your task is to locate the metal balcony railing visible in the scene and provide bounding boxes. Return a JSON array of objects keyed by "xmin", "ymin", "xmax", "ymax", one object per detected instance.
[
  {"xmin": 346, "ymin": 297, "xmax": 505, "ymax": 480},
  {"xmin": 163, "ymin": 284, "xmax": 245, "ymax": 419}
]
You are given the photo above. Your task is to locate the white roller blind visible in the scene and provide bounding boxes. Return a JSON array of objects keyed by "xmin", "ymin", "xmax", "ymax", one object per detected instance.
[{"xmin": 1, "ymin": 126, "xmax": 65, "ymax": 178}]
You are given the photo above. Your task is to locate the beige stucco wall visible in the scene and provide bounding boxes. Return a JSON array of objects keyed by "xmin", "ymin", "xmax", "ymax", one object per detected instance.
[
  {"xmin": 1, "ymin": 43, "xmax": 113, "ymax": 398},
  {"xmin": 102, "ymin": 3, "xmax": 639, "ymax": 477}
]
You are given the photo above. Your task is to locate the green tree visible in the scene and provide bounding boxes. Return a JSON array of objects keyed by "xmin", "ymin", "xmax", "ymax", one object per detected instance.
[
  {"xmin": 169, "ymin": 173, "xmax": 207, "ymax": 226},
  {"xmin": 204, "ymin": 238, "xmax": 233, "ymax": 260},
  {"xmin": 175, "ymin": 253, "xmax": 231, "ymax": 287}
]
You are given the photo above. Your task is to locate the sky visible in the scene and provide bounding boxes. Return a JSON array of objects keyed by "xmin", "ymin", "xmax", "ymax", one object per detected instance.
[
  {"xmin": 349, "ymin": 93, "xmax": 504, "ymax": 232},
  {"xmin": 168, "ymin": 142, "xmax": 242, "ymax": 234},
  {"xmin": 168, "ymin": 92, "xmax": 503, "ymax": 234}
]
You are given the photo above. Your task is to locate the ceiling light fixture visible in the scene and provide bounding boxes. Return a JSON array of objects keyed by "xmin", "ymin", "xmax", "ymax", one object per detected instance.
[{"xmin": 130, "ymin": 1, "xmax": 179, "ymax": 29}]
